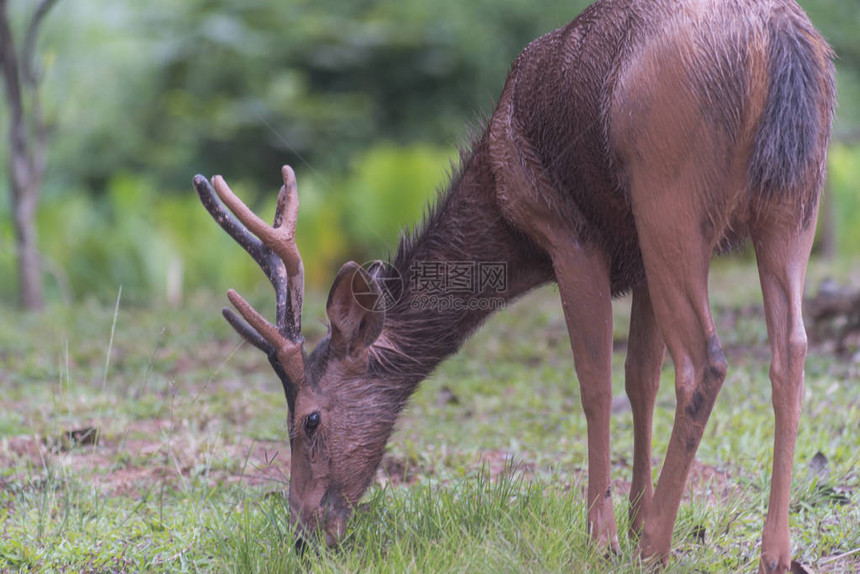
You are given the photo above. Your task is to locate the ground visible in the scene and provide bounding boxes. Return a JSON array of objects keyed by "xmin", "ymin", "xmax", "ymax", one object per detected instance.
[{"xmin": 0, "ymin": 259, "xmax": 858, "ymax": 572}]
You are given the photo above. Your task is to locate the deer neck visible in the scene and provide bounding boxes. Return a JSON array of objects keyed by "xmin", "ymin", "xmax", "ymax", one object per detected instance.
[{"xmin": 368, "ymin": 135, "xmax": 553, "ymax": 388}]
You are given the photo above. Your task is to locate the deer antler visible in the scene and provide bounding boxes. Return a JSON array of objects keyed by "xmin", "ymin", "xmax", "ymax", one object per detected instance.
[{"xmin": 193, "ymin": 166, "xmax": 306, "ymax": 399}]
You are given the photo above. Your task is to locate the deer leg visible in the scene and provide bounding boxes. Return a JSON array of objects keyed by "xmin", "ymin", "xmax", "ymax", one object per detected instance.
[
  {"xmin": 554, "ymin": 247, "xmax": 619, "ymax": 552},
  {"xmin": 630, "ymin": 207, "xmax": 726, "ymax": 563},
  {"xmin": 625, "ymin": 286, "xmax": 665, "ymax": 537},
  {"xmin": 753, "ymin": 214, "xmax": 817, "ymax": 574}
]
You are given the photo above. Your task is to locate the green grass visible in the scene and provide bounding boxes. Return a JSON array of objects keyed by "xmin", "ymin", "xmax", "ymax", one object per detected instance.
[{"xmin": 0, "ymin": 258, "xmax": 858, "ymax": 572}]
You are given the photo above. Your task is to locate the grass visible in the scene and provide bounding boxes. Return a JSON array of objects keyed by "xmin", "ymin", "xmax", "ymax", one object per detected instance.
[{"xmin": 0, "ymin": 258, "xmax": 858, "ymax": 572}]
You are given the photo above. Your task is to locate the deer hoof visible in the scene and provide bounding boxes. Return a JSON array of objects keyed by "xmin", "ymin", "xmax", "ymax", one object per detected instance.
[
  {"xmin": 638, "ymin": 535, "xmax": 670, "ymax": 571},
  {"xmin": 758, "ymin": 552, "xmax": 792, "ymax": 574}
]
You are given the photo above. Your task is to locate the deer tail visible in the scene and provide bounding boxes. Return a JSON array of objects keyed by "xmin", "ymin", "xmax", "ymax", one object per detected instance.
[{"xmin": 748, "ymin": 13, "xmax": 836, "ymax": 224}]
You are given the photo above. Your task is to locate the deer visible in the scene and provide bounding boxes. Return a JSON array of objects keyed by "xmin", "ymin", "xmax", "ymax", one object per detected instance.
[{"xmin": 193, "ymin": 0, "xmax": 835, "ymax": 571}]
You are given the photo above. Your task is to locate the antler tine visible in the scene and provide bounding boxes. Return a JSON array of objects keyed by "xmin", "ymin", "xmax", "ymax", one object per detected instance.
[
  {"xmin": 222, "ymin": 307, "xmax": 272, "ymax": 354},
  {"xmin": 193, "ymin": 175, "xmax": 269, "ymax": 271},
  {"xmin": 272, "ymin": 166, "xmax": 301, "ymax": 275},
  {"xmin": 211, "ymin": 170, "xmax": 305, "ymax": 340},
  {"xmin": 194, "ymin": 169, "xmax": 307, "ymax": 389},
  {"xmin": 275, "ymin": 166, "xmax": 304, "ymax": 336},
  {"xmin": 212, "ymin": 173, "xmax": 301, "ymax": 277},
  {"xmin": 194, "ymin": 172, "xmax": 292, "ymax": 337},
  {"xmin": 222, "ymin": 306, "xmax": 297, "ymax": 412},
  {"xmin": 227, "ymin": 289, "xmax": 305, "ymax": 385}
]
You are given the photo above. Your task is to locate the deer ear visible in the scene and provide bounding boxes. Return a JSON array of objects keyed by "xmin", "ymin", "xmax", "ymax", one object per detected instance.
[{"xmin": 326, "ymin": 262, "xmax": 385, "ymax": 358}]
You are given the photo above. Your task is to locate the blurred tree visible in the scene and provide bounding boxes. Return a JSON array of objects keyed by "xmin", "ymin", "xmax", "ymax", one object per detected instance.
[
  {"xmin": 27, "ymin": 0, "xmax": 857, "ymax": 195},
  {"xmin": 0, "ymin": 0, "xmax": 59, "ymax": 310},
  {"xmin": 36, "ymin": 0, "xmax": 591, "ymax": 193}
]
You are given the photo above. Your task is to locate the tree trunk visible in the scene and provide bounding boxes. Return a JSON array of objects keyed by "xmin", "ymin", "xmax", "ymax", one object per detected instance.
[
  {"xmin": 11, "ymin": 180, "xmax": 43, "ymax": 310},
  {"xmin": 7, "ymin": 76, "xmax": 45, "ymax": 310},
  {"xmin": 6, "ymin": 62, "xmax": 44, "ymax": 310},
  {"xmin": 0, "ymin": 0, "xmax": 55, "ymax": 311}
]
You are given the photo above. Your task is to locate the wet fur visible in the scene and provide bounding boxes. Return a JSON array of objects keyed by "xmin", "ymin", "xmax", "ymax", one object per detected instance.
[
  {"xmin": 255, "ymin": 0, "xmax": 835, "ymax": 565},
  {"xmin": 356, "ymin": 0, "xmax": 835, "ymax": 478}
]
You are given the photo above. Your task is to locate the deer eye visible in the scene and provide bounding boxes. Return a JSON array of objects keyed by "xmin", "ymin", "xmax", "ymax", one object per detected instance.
[{"xmin": 304, "ymin": 412, "xmax": 321, "ymax": 434}]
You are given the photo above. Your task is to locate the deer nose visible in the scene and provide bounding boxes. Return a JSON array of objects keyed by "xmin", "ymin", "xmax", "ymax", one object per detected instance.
[
  {"xmin": 320, "ymin": 493, "xmax": 350, "ymax": 547},
  {"xmin": 324, "ymin": 513, "xmax": 347, "ymax": 547},
  {"xmin": 289, "ymin": 501, "xmax": 320, "ymax": 549},
  {"xmin": 324, "ymin": 529, "xmax": 339, "ymax": 548}
]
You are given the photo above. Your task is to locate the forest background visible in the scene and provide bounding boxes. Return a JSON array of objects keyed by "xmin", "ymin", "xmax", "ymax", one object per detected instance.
[{"xmin": 2, "ymin": 0, "xmax": 859, "ymax": 309}]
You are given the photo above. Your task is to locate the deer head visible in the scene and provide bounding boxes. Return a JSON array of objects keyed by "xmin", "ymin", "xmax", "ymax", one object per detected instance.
[{"xmin": 193, "ymin": 167, "xmax": 396, "ymax": 548}]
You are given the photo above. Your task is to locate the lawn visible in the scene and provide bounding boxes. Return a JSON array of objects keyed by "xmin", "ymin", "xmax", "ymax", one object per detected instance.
[{"xmin": 0, "ymin": 259, "xmax": 858, "ymax": 573}]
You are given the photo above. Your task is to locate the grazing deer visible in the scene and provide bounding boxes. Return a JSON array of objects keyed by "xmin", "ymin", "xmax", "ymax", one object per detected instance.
[{"xmin": 194, "ymin": 0, "xmax": 835, "ymax": 571}]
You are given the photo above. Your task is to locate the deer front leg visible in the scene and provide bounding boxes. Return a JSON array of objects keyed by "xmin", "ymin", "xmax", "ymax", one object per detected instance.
[
  {"xmin": 554, "ymin": 247, "xmax": 619, "ymax": 553},
  {"xmin": 625, "ymin": 286, "xmax": 665, "ymax": 537}
]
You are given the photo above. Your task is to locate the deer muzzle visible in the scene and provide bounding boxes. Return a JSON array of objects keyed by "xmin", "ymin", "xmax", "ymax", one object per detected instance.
[{"xmin": 290, "ymin": 493, "xmax": 352, "ymax": 549}]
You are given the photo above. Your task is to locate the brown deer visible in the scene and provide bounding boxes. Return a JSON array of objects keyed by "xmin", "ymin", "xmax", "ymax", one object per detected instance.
[{"xmin": 193, "ymin": 0, "xmax": 835, "ymax": 571}]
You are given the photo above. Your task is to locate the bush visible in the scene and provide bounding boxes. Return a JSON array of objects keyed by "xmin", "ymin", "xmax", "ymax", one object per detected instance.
[
  {"xmin": 2, "ymin": 141, "xmax": 857, "ymax": 308},
  {"xmin": 341, "ymin": 143, "xmax": 456, "ymax": 257},
  {"xmin": 0, "ymin": 143, "xmax": 455, "ymax": 306}
]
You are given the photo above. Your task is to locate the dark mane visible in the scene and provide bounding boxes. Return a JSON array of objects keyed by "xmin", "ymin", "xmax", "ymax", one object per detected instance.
[
  {"xmin": 367, "ymin": 129, "xmax": 553, "ymax": 385},
  {"xmin": 388, "ymin": 109, "xmax": 493, "ymax": 276},
  {"xmin": 389, "ymin": 144, "xmax": 481, "ymax": 282},
  {"xmin": 368, "ymin": 140, "xmax": 486, "ymax": 384}
]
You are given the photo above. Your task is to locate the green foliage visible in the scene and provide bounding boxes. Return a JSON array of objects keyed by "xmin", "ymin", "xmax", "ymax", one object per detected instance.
[
  {"xmin": 34, "ymin": 0, "xmax": 590, "ymax": 191},
  {"xmin": 0, "ymin": 143, "xmax": 454, "ymax": 304},
  {"xmin": 1, "ymin": 0, "xmax": 860, "ymax": 306},
  {"xmin": 800, "ymin": 0, "xmax": 860, "ymax": 125},
  {"xmin": 2, "ymin": 174, "xmax": 260, "ymax": 304},
  {"xmin": 29, "ymin": 0, "xmax": 857, "ymax": 192},
  {"xmin": 828, "ymin": 145, "xmax": 860, "ymax": 253},
  {"xmin": 341, "ymin": 143, "xmax": 455, "ymax": 256}
]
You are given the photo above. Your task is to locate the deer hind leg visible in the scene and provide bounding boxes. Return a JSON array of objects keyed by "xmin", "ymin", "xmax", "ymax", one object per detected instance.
[
  {"xmin": 553, "ymin": 246, "xmax": 619, "ymax": 552},
  {"xmin": 625, "ymin": 286, "xmax": 666, "ymax": 537},
  {"xmin": 752, "ymin": 210, "xmax": 817, "ymax": 574},
  {"xmin": 629, "ymin": 183, "xmax": 728, "ymax": 563}
]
